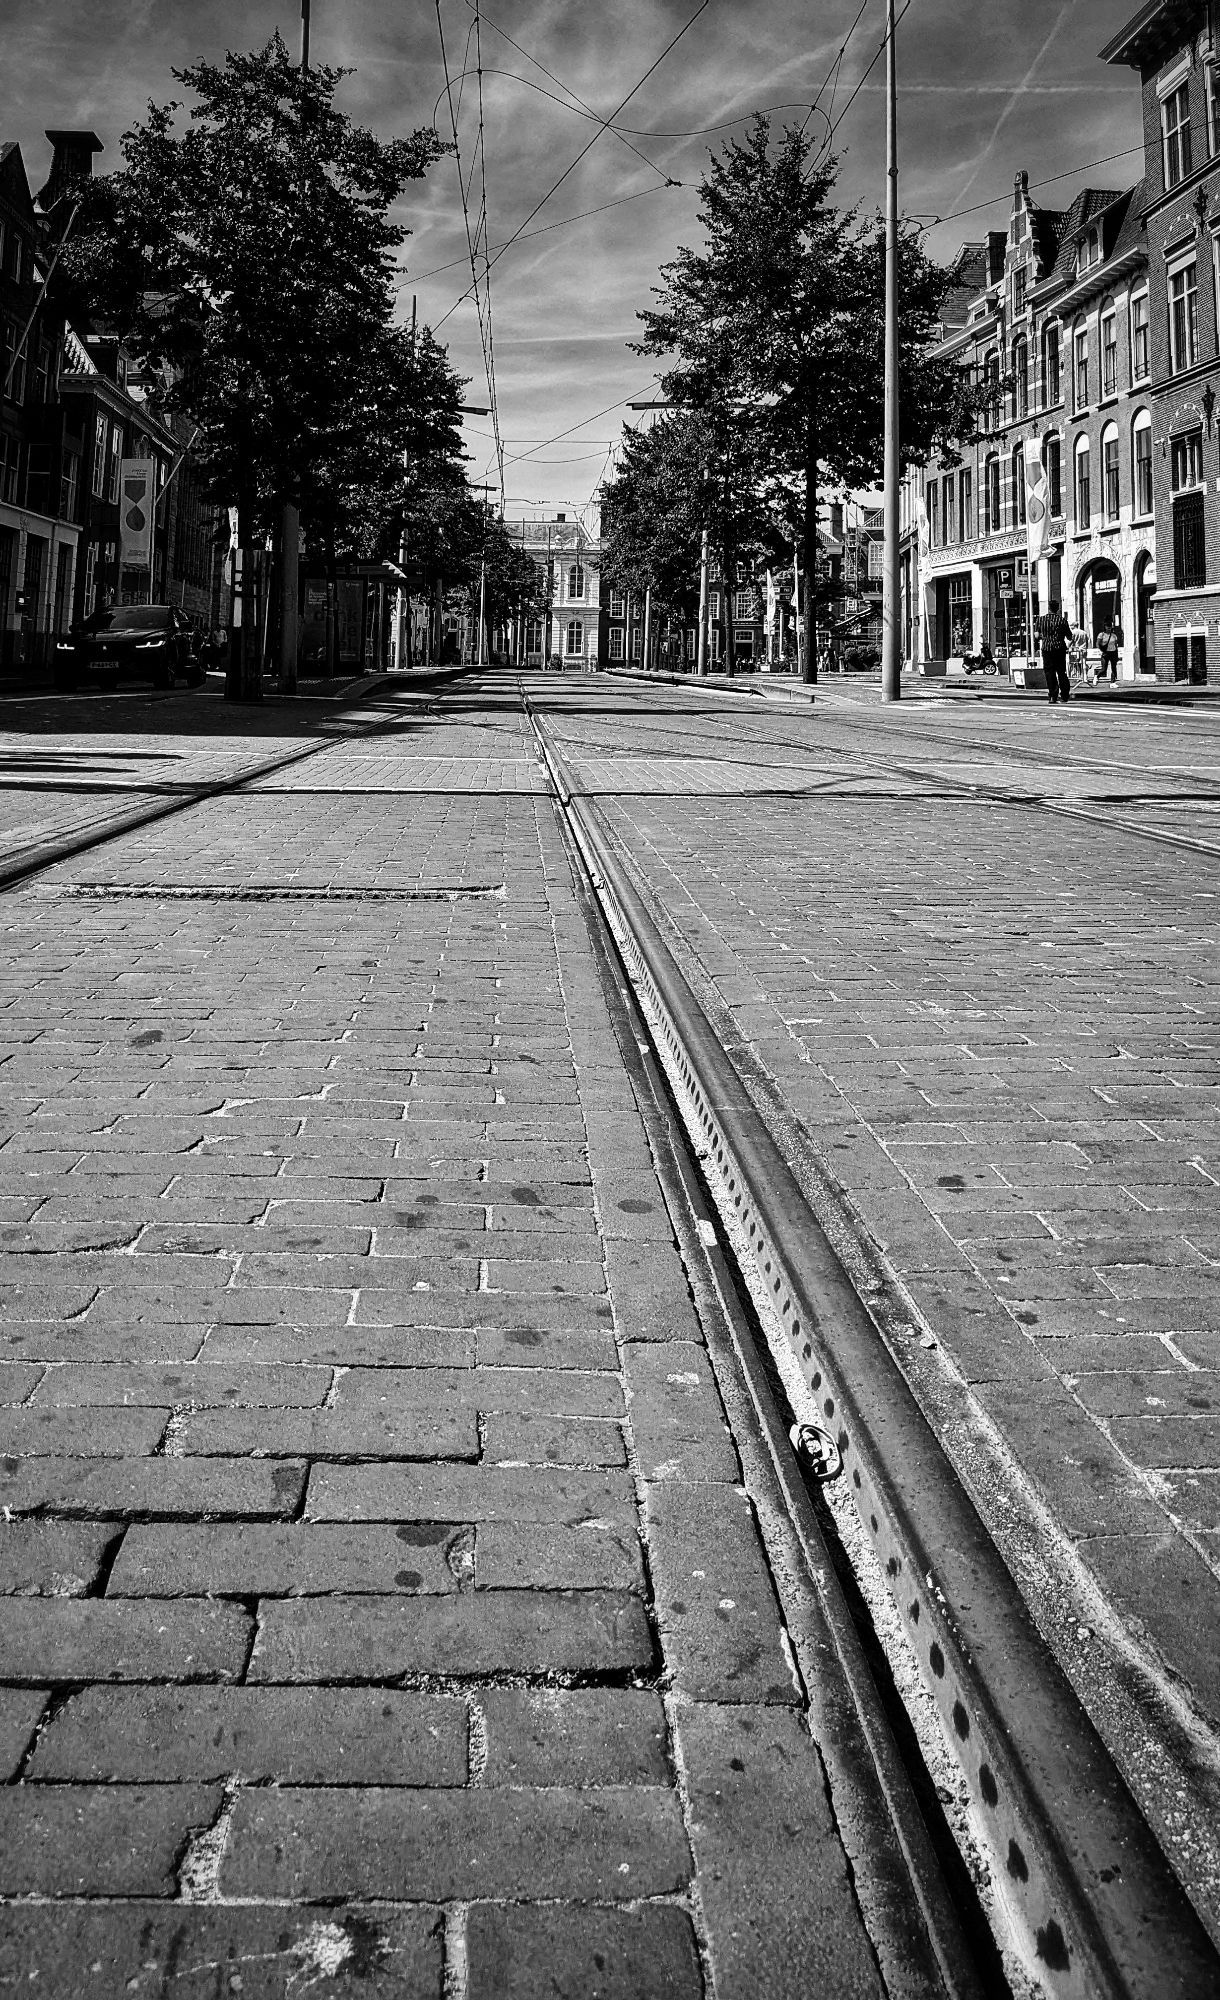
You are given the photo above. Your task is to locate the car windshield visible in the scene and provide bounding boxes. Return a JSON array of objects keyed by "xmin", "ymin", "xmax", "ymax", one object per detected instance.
[{"xmin": 88, "ymin": 606, "xmax": 171, "ymax": 631}]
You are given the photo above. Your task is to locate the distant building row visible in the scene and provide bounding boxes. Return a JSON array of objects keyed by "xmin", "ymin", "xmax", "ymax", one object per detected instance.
[
  {"xmin": 901, "ymin": 0, "xmax": 1220, "ymax": 686},
  {"xmin": 1, "ymin": 131, "xmax": 222, "ymax": 680}
]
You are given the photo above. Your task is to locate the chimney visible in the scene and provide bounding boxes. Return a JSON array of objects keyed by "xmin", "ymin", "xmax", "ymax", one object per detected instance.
[
  {"xmin": 38, "ymin": 130, "xmax": 104, "ymax": 212},
  {"xmin": 556, "ymin": 512, "xmax": 566, "ymax": 522}
]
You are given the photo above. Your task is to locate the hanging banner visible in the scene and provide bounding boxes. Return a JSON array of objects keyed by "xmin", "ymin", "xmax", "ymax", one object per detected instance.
[
  {"xmin": 1024, "ymin": 436, "xmax": 1051, "ymax": 563},
  {"xmin": 764, "ymin": 569, "xmax": 776, "ymax": 634},
  {"xmin": 119, "ymin": 459, "xmax": 154, "ymax": 571}
]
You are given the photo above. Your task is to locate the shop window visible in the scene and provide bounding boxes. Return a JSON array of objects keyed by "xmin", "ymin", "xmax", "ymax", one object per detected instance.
[
  {"xmin": 1173, "ymin": 632, "xmax": 1208, "ymax": 681},
  {"xmin": 1133, "ymin": 412, "xmax": 1153, "ymax": 516},
  {"xmin": 949, "ymin": 576, "xmax": 973, "ymax": 653},
  {"xmin": 1163, "ymin": 81, "xmax": 1192, "ymax": 190},
  {"xmin": 1170, "ymin": 259, "xmax": 1199, "ymax": 372}
]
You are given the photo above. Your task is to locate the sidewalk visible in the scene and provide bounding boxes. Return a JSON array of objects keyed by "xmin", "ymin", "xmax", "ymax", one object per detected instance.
[{"xmin": 0, "ymin": 688, "xmax": 885, "ymax": 1995}]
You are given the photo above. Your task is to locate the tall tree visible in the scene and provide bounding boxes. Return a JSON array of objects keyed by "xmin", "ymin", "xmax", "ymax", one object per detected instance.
[
  {"xmin": 635, "ymin": 117, "xmax": 984, "ymax": 680},
  {"xmin": 62, "ymin": 34, "xmax": 444, "ymax": 698}
]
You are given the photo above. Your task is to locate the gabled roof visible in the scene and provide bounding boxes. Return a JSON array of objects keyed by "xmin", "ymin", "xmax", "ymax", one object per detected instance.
[{"xmin": 1043, "ymin": 187, "xmax": 1126, "ymax": 285}]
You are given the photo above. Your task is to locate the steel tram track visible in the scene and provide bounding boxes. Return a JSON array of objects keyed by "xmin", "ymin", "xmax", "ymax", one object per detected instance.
[
  {"xmin": 538, "ymin": 681, "xmax": 1220, "ymax": 859},
  {"xmin": 525, "ymin": 686, "xmax": 1220, "ymax": 2000}
]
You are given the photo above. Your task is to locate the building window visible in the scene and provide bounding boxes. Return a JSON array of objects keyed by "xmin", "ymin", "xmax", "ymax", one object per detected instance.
[
  {"xmin": 2, "ymin": 320, "xmax": 27, "ymax": 405},
  {"xmin": 1133, "ymin": 412, "xmax": 1153, "ymax": 516},
  {"xmin": 959, "ymin": 467, "xmax": 973, "ymax": 540},
  {"xmin": 1075, "ymin": 436, "xmax": 1091, "ymax": 531},
  {"xmin": 1078, "ymin": 227, "xmax": 1100, "ymax": 277},
  {"xmin": 1101, "ymin": 308, "xmax": 1118, "ymax": 396},
  {"xmin": 1130, "ymin": 292, "xmax": 1149, "ymax": 379},
  {"xmin": 983, "ymin": 454, "xmax": 1001, "ymax": 534},
  {"xmin": 631, "ymin": 626, "xmax": 642, "ymax": 660},
  {"xmin": 982, "ymin": 351, "xmax": 1000, "ymax": 432},
  {"xmin": 1012, "ymin": 445, "xmax": 1026, "ymax": 526},
  {"xmin": 82, "ymin": 541, "xmax": 97, "ymax": 617},
  {"xmin": 567, "ymin": 563, "xmax": 585, "ymax": 601},
  {"xmin": 926, "ymin": 481, "xmax": 939, "ymax": 545},
  {"xmin": 1163, "ymin": 81, "xmax": 1193, "ymax": 190},
  {"xmin": 92, "ymin": 413, "xmax": 107, "ymax": 497},
  {"xmin": 734, "ymin": 588, "xmax": 752, "ymax": 620},
  {"xmin": 1042, "ymin": 323, "xmax": 1061, "ymax": 407},
  {"xmin": 1044, "ymin": 434, "xmax": 1062, "ymax": 518},
  {"xmin": 608, "ymin": 588, "xmax": 625, "ymax": 617},
  {"xmin": 608, "ymin": 626, "xmax": 624, "ymax": 660},
  {"xmin": 1013, "ymin": 266, "xmax": 1027, "ymax": 318},
  {"xmin": 1209, "ymin": 61, "xmax": 1220, "ymax": 156},
  {"xmin": 0, "ymin": 434, "xmax": 18, "ymax": 504},
  {"xmin": 1173, "ymin": 492, "xmax": 1206, "ymax": 588},
  {"xmin": 1073, "ymin": 326, "xmax": 1089, "ymax": 411},
  {"xmin": 1171, "ymin": 426, "xmax": 1204, "ymax": 490},
  {"xmin": 1012, "ymin": 336, "xmax": 1029, "ymax": 419},
  {"xmin": 1170, "ymin": 260, "xmax": 1199, "ymax": 372},
  {"xmin": 565, "ymin": 619, "xmax": 584, "ymax": 656},
  {"xmin": 1102, "ymin": 425, "xmax": 1120, "ymax": 522},
  {"xmin": 942, "ymin": 473, "xmax": 955, "ymax": 544},
  {"xmin": 60, "ymin": 452, "xmax": 79, "ymax": 523},
  {"xmin": 107, "ymin": 425, "xmax": 122, "ymax": 504}
]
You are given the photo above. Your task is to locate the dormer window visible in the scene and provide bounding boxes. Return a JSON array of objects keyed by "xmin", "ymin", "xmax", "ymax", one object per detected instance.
[{"xmin": 1078, "ymin": 229, "xmax": 1100, "ymax": 277}]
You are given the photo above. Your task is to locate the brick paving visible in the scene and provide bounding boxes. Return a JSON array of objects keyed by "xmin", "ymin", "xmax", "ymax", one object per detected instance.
[
  {"xmin": 543, "ymin": 686, "xmax": 1220, "ymax": 1757},
  {"xmin": 0, "ymin": 681, "xmax": 882, "ymax": 1997}
]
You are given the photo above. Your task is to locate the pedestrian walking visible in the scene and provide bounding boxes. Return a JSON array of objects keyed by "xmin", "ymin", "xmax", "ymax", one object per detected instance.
[
  {"xmin": 1096, "ymin": 617, "xmax": 1121, "ymax": 685},
  {"xmin": 1036, "ymin": 599, "xmax": 1074, "ymax": 705}
]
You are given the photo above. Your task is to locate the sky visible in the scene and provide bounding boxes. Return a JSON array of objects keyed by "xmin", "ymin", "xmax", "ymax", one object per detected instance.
[{"xmin": 3, "ymin": 0, "xmax": 1146, "ymax": 523}]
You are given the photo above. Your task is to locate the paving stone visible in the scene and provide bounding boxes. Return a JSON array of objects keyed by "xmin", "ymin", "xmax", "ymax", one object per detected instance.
[
  {"xmin": 0, "ymin": 1599, "xmax": 251, "ymax": 1682},
  {"xmin": 28, "ymin": 1685, "xmax": 467, "ymax": 1784},
  {"xmin": 676, "ymin": 1704, "xmax": 881, "ymax": 1998},
  {"xmin": 108, "ymin": 1521, "xmax": 464, "ymax": 1596},
  {"xmin": 307, "ymin": 1461, "xmax": 635, "ymax": 1524},
  {"xmin": 481, "ymin": 1411, "xmax": 626, "ymax": 1466},
  {"xmin": 175, "ymin": 1404, "xmax": 478, "ymax": 1459},
  {"xmin": 203, "ymin": 1323, "xmax": 474, "ymax": 1366},
  {"xmin": 222, "ymin": 1785, "xmax": 692, "ymax": 1901},
  {"xmin": 249, "ymin": 1587, "xmax": 653, "ymax": 1681},
  {"xmin": 0, "ymin": 1456, "xmax": 306, "ymax": 1518},
  {"xmin": 480, "ymin": 1687, "xmax": 669, "ymax": 1785},
  {"xmin": 0, "ymin": 1686, "xmax": 46, "ymax": 1778},
  {"xmin": 336, "ymin": 1364, "xmax": 626, "ymax": 1419},
  {"xmin": 0, "ymin": 1360, "xmax": 43, "ymax": 1401},
  {"xmin": 604, "ymin": 1238, "xmax": 701, "ymax": 1341},
  {"xmin": 0, "ymin": 1406, "xmax": 169, "ymax": 1455},
  {"xmin": 624, "ymin": 1340, "xmax": 739, "ymax": 1480},
  {"xmin": 465, "ymin": 1905, "xmax": 701, "ymax": 2000},
  {"xmin": 1077, "ymin": 1533, "xmax": 1220, "ymax": 1725},
  {"xmin": 474, "ymin": 1520, "xmax": 644, "ymax": 1591},
  {"xmin": 0, "ymin": 1784, "xmax": 221, "ymax": 1895},
  {"xmin": 645, "ymin": 1482, "xmax": 796, "ymax": 1705},
  {"xmin": 30, "ymin": 1361, "xmax": 332, "ymax": 1406},
  {"xmin": 0, "ymin": 1905, "xmax": 443, "ymax": 1998},
  {"xmin": 0, "ymin": 1518, "xmax": 118, "ymax": 1595}
]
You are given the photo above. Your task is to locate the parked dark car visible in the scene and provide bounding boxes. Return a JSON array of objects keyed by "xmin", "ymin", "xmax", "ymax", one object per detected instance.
[{"xmin": 55, "ymin": 604, "xmax": 204, "ymax": 691}]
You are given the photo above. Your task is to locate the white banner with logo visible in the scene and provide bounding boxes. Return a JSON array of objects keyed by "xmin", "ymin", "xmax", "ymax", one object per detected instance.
[
  {"xmin": 1024, "ymin": 436, "xmax": 1051, "ymax": 564},
  {"xmin": 119, "ymin": 459, "xmax": 154, "ymax": 570}
]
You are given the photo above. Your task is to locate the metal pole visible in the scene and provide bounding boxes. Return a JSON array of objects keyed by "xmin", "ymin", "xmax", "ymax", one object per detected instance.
[
  {"xmin": 881, "ymin": 0, "xmax": 901, "ymax": 703},
  {"xmin": 278, "ymin": 0, "xmax": 310, "ymax": 694},
  {"xmin": 696, "ymin": 516, "xmax": 710, "ymax": 678},
  {"xmin": 793, "ymin": 542, "xmax": 803, "ymax": 680},
  {"xmin": 642, "ymin": 584, "xmax": 651, "ymax": 672}
]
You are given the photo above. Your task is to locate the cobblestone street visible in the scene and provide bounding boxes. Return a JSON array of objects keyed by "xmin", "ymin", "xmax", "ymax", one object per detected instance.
[{"xmin": 1, "ymin": 670, "xmax": 1219, "ymax": 1992}]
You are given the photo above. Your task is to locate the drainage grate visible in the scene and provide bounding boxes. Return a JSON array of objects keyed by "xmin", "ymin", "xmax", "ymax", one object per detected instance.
[{"xmin": 66, "ymin": 883, "xmax": 506, "ymax": 902}]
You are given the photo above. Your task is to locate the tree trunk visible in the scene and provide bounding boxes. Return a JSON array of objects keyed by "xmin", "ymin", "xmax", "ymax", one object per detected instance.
[{"xmin": 802, "ymin": 408, "xmax": 819, "ymax": 686}]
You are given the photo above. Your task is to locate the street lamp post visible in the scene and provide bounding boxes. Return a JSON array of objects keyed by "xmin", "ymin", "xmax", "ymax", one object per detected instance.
[
  {"xmin": 881, "ymin": 0, "xmax": 901, "ymax": 703},
  {"xmin": 278, "ymin": 0, "xmax": 310, "ymax": 694}
]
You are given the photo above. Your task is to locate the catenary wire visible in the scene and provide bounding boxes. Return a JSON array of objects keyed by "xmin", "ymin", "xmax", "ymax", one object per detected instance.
[
  {"xmin": 433, "ymin": 0, "xmax": 713, "ymax": 330},
  {"xmin": 401, "ymin": 185, "xmax": 678, "ymax": 291}
]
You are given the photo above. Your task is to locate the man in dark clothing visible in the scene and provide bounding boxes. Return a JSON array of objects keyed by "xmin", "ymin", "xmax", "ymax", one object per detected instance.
[{"xmin": 1036, "ymin": 600, "xmax": 1074, "ymax": 705}]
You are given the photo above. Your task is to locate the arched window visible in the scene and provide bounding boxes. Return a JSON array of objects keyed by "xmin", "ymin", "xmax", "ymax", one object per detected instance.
[
  {"xmin": 1042, "ymin": 322, "xmax": 1061, "ymax": 408},
  {"xmin": 984, "ymin": 452, "xmax": 1001, "ymax": 534},
  {"xmin": 1043, "ymin": 433, "xmax": 1062, "ymax": 517},
  {"xmin": 1012, "ymin": 336, "xmax": 1029, "ymax": 420},
  {"xmin": 1101, "ymin": 421, "xmax": 1120, "ymax": 522},
  {"xmin": 565, "ymin": 619, "xmax": 584, "ymax": 656},
  {"xmin": 567, "ymin": 564, "xmax": 585, "ymax": 601},
  {"xmin": 1012, "ymin": 443, "xmax": 1026, "ymax": 526},
  {"xmin": 1132, "ymin": 409, "xmax": 1153, "ymax": 517},
  {"xmin": 1075, "ymin": 435, "xmax": 1091, "ymax": 531}
]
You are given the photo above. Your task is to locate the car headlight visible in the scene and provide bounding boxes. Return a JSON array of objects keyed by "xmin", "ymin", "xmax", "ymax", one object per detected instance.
[
  {"xmin": 56, "ymin": 640, "xmax": 74, "ymax": 652},
  {"xmin": 135, "ymin": 637, "xmax": 165, "ymax": 649}
]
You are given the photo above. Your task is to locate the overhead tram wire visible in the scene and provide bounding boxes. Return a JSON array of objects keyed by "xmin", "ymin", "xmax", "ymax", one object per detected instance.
[
  {"xmin": 401, "ymin": 186, "xmax": 678, "ymax": 289},
  {"xmin": 436, "ymin": 0, "xmax": 505, "ymax": 509},
  {"xmin": 921, "ymin": 143, "xmax": 1145, "ymax": 227},
  {"xmin": 473, "ymin": 1, "xmax": 505, "ymax": 507},
  {"xmin": 433, "ymin": 0, "xmax": 713, "ymax": 331},
  {"xmin": 810, "ymin": 0, "xmax": 916, "ymax": 165},
  {"xmin": 801, "ymin": 0, "xmax": 870, "ymax": 138}
]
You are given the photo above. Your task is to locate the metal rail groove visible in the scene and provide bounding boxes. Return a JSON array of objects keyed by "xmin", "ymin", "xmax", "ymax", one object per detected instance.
[
  {"xmin": 0, "ymin": 682, "xmax": 408, "ymax": 895},
  {"xmin": 531, "ymin": 710, "xmax": 1220, "ymax": 2000}
]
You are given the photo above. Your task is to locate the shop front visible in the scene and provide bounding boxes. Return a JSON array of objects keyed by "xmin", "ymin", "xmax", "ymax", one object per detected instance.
[{"xmin": 982, "ymin": 556, "xmax": 1034, "ymax": 660}]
